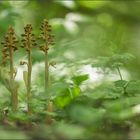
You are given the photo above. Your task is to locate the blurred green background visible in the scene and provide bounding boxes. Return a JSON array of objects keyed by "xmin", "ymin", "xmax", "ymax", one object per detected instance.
[{"xmin": 0, "ymin": 0, "xmax": 140, "ymax": 80}]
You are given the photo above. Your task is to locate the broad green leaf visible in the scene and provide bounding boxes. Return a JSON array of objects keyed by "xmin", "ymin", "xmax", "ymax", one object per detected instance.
[
  {"xmin": 54, "ymin": 94, "xmax": 71, "ymax": 108},
  {"xmin": 114, "ymin": 80, "xmax": 128, "ymax": 88},
  {"xmin": 45, "ymin": 82, "xmax": 69, "ymax": 99},
  {"xmin": 72, "ymin": 74, "xmax": 88, "ymax": 86},
  {"xmin": 110, "ymin": 53, "xmax": 135, "ymax": 64},
  {"xmin": 126, "ymin": 80, "xmax": 140, "ymax": 95},
  {"xmin": 68, "ymin": 86, "xmax": 80, "ymax": 98},
  {"xmin": 92, "ymin": 53, "xmax": 135, "ymax": 71},
  {"xmin": 54, "ymin": 86, "xmax": 80, "ymax": 108},
  {"xmin": 87, "ymin": 83, "xmax": 123, "ymax": 99}
]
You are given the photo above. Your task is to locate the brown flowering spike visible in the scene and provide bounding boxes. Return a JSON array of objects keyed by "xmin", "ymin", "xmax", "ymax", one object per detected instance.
[
  {"xmin": 21, "ymin": 24, "xmax": 36, "ymax": 51},
  {"xmin": 1, "ymin": 26, "xmax": 19, "ymax": 112},
  {"xmin": 39, "ymin": 19, "xmax": 55, "ymax": 52},
  {"xmin": 38, "ymin": 19, "xmax": 55, "ymax": 93},
  {"xmin": 1, "ymin": 26, "xmax": 18, "ymax": 65}
]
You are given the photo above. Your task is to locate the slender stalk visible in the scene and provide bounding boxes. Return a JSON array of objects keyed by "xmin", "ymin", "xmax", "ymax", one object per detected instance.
[
  {"xmin": 45, "ymin": 50, "xmax": 49, "ymax": 92},
  {"xmin": 9, "ymin": 46, "xmax": 18, "ymax": 111},
  {"xmin": 44, "ymin": 22, "xmax": 49, "ymax": 92},
  {"xmin": 46, "ymin": 100, "xmax": 53, "ymax": 124},
  {"xmin": 116, "ymin": 66, "xmax": 127, "ymax": 95},
  {"xmin": 9, "ymin": 47, "xmax": 14, "ymax": 81},
  {"xmin": 116, "ymin": 66, "xmax": 123, "ymax": 81},
  {"xmin": 27, "ymin": 50, "xmax": 32, "ymax": 114}
]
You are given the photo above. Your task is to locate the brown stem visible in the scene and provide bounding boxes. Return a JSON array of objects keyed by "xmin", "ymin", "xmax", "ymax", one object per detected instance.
[
  {"xmin": 11, "ymin": 90, "xmax": 18, "ymax": 112},
  {"xmin": 26, "ymin": 30, "xmax": 32, "ymax": 114},
  {"xmin": 45, "ymin": 49, "xmax": 49, "ymax": 93},
  {"xmin": 46, "ymin": 100, "xmax": 53, "ymax": 124},
  {"xmin": 27, "ymin": 51, "xmax": 32, "ymax": 114},
  {"xmin": 9, "ymin": 43, "xmax": 18, "ymax": 111}
]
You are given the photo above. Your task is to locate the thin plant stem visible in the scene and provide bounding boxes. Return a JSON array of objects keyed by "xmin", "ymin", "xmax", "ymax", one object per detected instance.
[
  {"xmin": 27, "ymin": 30, "xmax": 32, "ymax": 115},
  {"xmin": 116, "ymin": 66, "xmax": 128, "ymax": 95},
  {"xmin": 116, "ymin": 66, "xmax": 123, "ymax": 81},
  {"xmin": 45, "ymin": 50, "xmax": 49, "ymax": 92},
  {"xmin": 9, "ymin": 46, "xmax": 18, "ymax": 111},
  {"xmin": 27, "ymin": 50, "xmax": 32, "ymax": 114}
]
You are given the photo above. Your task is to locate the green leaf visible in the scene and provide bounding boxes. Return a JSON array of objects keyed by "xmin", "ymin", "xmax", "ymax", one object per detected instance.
[
  {"xmin": 87, "ymin": 83, "xmax": 123, "ymax": 99},
  {"xmin": 114, "ymin": 80, "xmax": 128, "ymax": 88},
  {"xmin": 111, "ymin": 62, "xmax": 123, "ymax": 68},
  {"xmin": 92, "ymin": 53, "xmax": 135, "ymax": 71},
  {"xmin": 68, "ymin": 86, "xmax": 80, "ymax": 99},
  {"xmin": 126, "ymin": 80, "xmax": 140, "ymax": 95},
  {"xmin": 54, "ymin": 93, "xmax": 71, "ymax": 108},
  {"xmin": 72, "ymin": 74, "xmax": 88, "ymax": 86},
  {"xmin": 54, "ymin": 86, "xmax": 80, "ymax": 108},
  {"xmin": 111, "ymin": 53, "xmax": 135, "ymax": 64},
  {"xmin": 69, "ymin": 105, "xmax": 105, "ymax": 125},
  {"xmin": 45, "ymin": 82, "xmax": 69, "ymax": 99}
]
